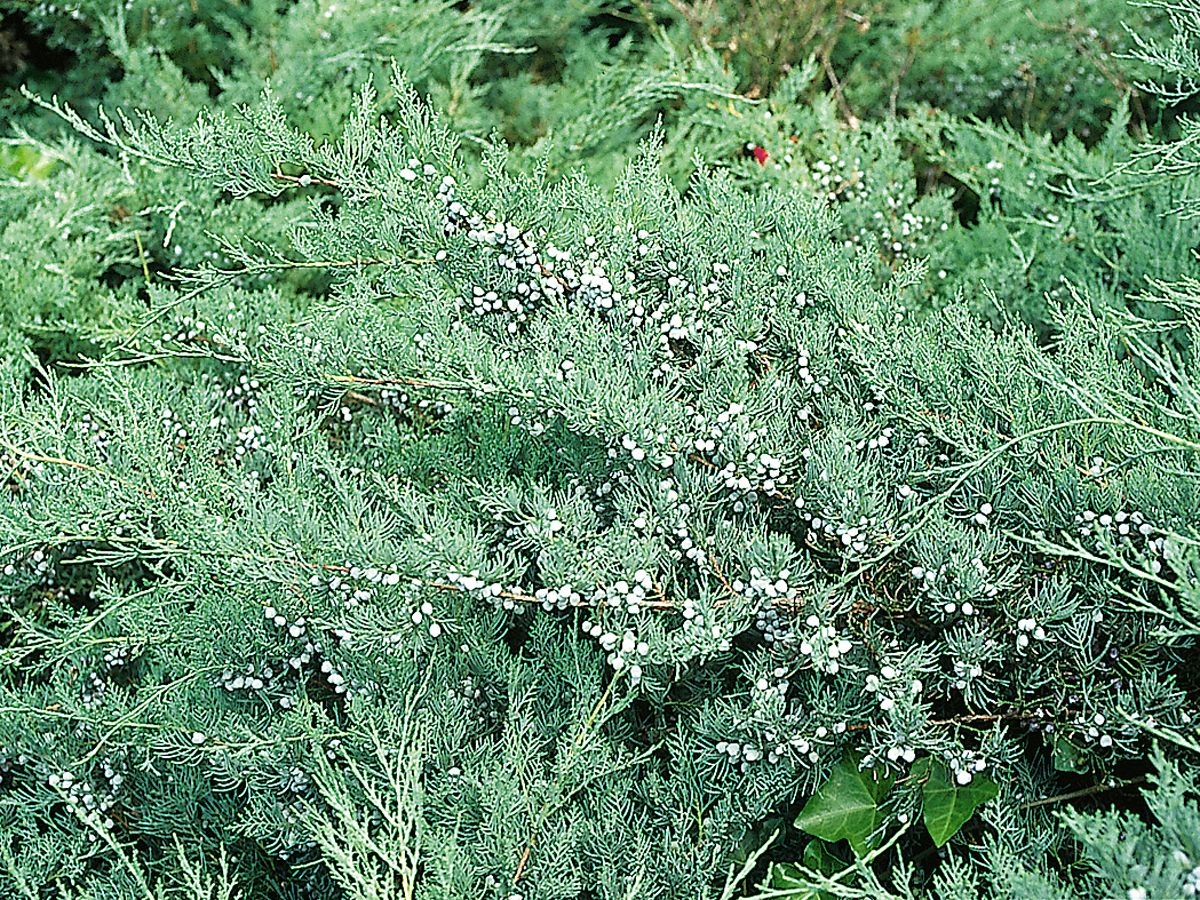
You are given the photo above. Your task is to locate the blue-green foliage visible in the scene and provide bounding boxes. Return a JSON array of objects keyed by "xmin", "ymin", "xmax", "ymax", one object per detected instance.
[{"xmin": 1, "ymin": 1, "xmax": 1199, "ymax": 899}]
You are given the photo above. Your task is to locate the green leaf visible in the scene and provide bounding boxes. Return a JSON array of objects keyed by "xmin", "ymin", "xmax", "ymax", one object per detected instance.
[
  {"xmin": 802, "ymin": 839, "xmax": 850, "ymax": 877},
  {"xmin": 768, "ymin": 843, "xmax": 849, "ymax": 900},
  {"xmin": 794, "ymin": 752, "xmax": 895, "ymax": 855},
  {"xmin": 732, "ymin": 815, "xmax": 786, "ymax": 866},
  {"xmin": 921, "ymin": 760, "xmax": 999, "ymax": 847},
  {"xmin": 768, "ymin": 862, "xmax": 822, "ymax": 900},
  {"xmin": 1050, "ymin": 734, "xmax": 1090, "ymax": 774},
  {"xmin": 0, "ymin": 145, "xmax": 58, "ymax": 180}
]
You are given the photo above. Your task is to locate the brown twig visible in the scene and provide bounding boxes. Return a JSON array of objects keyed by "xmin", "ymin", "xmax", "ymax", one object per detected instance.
[
  {"xmin": 1, "ymin": 441, "xmax": 159, "ymax": 499},
  {"xmin": 1018, "ymin": 775, "xmax": 1146, "ymax": 810},
  {"xmin": 324, "ymin": 374, "xmax": 467, "ymax": 391},
  {"xmin": 513, "ymin": 674, "xmax": 621, "ymax": 883},
  {"xmin": 343, "ymin": 390, "xmax": 379, "ymax": 407},
  {"xmin": 271, "ymin": 170, "xmax": 341, "ymax": 189}
]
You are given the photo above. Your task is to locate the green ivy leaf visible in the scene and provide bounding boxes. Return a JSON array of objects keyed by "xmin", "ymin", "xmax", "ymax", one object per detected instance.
[
  {"xmin": 768, "ymin": 862, "xmax": 822, "ymax": 900},
  {"xmin": 0, "ymin": 145, "xmax": 58, "ymax": 180},
  {"xmin": 732, "ymin": 815, "xmax": 785, "ymax": 866},
  {"xmin": 767, "ymin": 842, "xmax": 850, "ymax": 899},
  {"xmin": 921, "ymin": 759, "xmax": 999, "ymax": 847},
  {"xmin": 1050, "ymin": 734, "xmax": 1090, "ymax": 774},
  {"xmin": 794, "ymin": 752, "xmax": 895, "ymax": 855}
]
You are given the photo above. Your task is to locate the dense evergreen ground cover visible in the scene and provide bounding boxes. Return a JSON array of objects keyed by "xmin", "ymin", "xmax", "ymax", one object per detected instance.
[{"xmin": 1, "ymin": 1, "xmax": 1199, "ymax": 897}]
